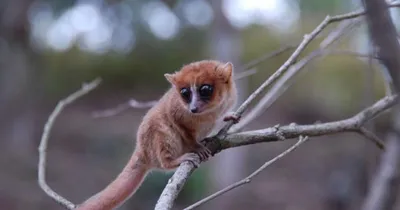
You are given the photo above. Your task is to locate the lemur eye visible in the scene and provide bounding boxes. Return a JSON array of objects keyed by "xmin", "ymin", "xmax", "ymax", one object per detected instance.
[
  {"xmin": 180, "ymin": 87, "xmax": 191, "ymax": 103},
  {"xmin": 199, "ymin": 84, "xmax": 213, "ymax": 100}
]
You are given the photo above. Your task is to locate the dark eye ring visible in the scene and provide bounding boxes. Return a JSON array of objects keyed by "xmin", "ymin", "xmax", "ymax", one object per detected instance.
[
  {"xmin": 180, "ymin": 87, "xmax": 191, "ymax": 103},
  {"xmin": 199, "ymin": 84, "xmax": 213, "ymax": 99}
]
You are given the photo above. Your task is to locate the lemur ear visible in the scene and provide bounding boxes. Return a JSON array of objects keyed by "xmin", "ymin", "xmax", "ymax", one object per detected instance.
[
  {"xmin": 222, "ymin": 62, "xmax": 233, "ymax": 76},
  {"xmin": 216, "ymin": 62, "xmax": 233, "ymax": 80},
  {"xmin": 164, "ymin": 73, "xmax": 176, "ymax": 85}
]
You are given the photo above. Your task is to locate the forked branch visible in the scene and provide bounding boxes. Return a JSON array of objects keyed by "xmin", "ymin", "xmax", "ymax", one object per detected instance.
[
  {"xmin": 184, "ymin": 136, "xmax": 310, "ymax": 210},
  {"xmin": 38, "ymin": 78, "xmax": 102, "ymax": 209}
]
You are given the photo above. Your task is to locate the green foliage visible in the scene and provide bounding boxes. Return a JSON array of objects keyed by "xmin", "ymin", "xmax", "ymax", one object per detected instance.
[
  {"xmin": 178, "ymin": 167, "xmax": 209, "ymax": 201},
  {"xmin": 297, "ymin": 0, "xmax": 345, "ymax": 15}
]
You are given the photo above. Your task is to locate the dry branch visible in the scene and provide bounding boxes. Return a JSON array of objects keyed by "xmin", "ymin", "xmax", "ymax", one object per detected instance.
[
  {"xmin": 92, "ymin": 99, "xmax": 157, "ymax": 118},
  {"xmin": 184, "ymin": 136, "xmax": 309, "ymax": 210},
  {"xmin": 320, "ymin": 19, "xmax": 361, "ymax": 49},
  {"xmin": 233, "ymin": 68, "xmax": 257, "ymax": 81},
  {"xmin": 221, "ymin": 95, "xmax": 395, "ymax": 149},
  {"xmin": 38, "ymin": 78, "xmax": 101, "ymax": 209},
  {"xmin": 238, "ymin": 45, "xmax": 294, "ymax": 71},
  {"xmin": 358, "ymin": 127, "xmax": 385, "ymax": 149}
]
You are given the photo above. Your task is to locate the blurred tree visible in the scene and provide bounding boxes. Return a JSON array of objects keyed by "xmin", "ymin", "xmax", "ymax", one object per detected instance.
[
  {"xmin": 0, "ymin": 0, "xmax": 46, "ymax": 208},
  {"xmin": 0, "ymin": 0, "xmax": 41, "ymax": 156},
  {"xmin": 207, "ymin": 0, "xmax": 249, "ymax": 209}
]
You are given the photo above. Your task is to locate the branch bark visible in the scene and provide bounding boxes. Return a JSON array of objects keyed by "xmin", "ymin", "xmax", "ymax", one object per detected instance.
[
  {"xmin": 221, "ymin": 95, "xmax": 395, "ymax": 150},
  {"xmin": 91, "ymin": 99, "xmax": 158, "ymax": 118}
]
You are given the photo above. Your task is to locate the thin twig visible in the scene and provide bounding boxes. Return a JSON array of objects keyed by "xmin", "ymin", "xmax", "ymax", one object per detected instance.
[
  {"xmin": 92, "ymin": 99, "xmax": 158, "ymax": 118},
  {"xmin": 38, "ymin": 78, "xmax": 102, "ymax": 209},
  {"xmin": 358, "ymin": 127, "xmax": 385, "ymax": 149},
  {"xmin": 184, "ymin": 136, "xmax": 309, "ymax": 210},
  {"xmin": 239, "ymin": 45, "xmax": 294, "ymax": 71},
  {"xmin": 320, "ymin": 19, "xmax": 362, "ymax": 49},
  {"xmin": 327, "ymin": 49, "xmax": 381, "ymax": 59},
  {"xmin": 234, "ymin": 68, "xmax": 257, "ymax": 81}
]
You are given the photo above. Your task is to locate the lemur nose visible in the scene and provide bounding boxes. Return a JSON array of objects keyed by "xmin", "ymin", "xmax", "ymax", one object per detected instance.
[{"xmin": 190, "ymin": 107, "xmax": 198, "ymax": 113}]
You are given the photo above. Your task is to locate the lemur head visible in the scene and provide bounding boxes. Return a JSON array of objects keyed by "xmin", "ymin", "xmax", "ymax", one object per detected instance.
[{"xmin": 165, "ymin": 60, "xmax": 234, "ymax": 115}]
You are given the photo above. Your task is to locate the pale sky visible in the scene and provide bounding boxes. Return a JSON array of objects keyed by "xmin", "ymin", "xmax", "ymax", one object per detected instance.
[{"xmin": 29, "ymin": 0, "xmax": 299, "ymax": 54}]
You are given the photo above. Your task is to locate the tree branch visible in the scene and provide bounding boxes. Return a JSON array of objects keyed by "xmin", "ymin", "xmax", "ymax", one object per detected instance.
[
  {"xmin": 233, "ymin": 68, "xmax": 258, "ymax": 81},
  {"xmin": 221, "ymin": 95, "xmax": 395, "ymax": 149},
  {"xmin": 38, "ymin": 78, "xmax": 101, "ymax": 209},
  {"xmin": 238, "ymin": 45, "xmax": 294, "ymax": 72},
  {"xmin": 184, "ymin": 136, "xmax": 310, "ymax": 210},
  {"xmin": 91, "ymin": 99, "xmax": 158, "ymax": 118},
  {"xmin": 358, "ymin": 127, "xmax": 385, "ymax": 150}
]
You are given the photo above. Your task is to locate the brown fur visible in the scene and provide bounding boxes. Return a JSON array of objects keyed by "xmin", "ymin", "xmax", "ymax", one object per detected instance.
[{"xmin": 76, "ymin": 60, "xmax": 237, "ymax": 210}]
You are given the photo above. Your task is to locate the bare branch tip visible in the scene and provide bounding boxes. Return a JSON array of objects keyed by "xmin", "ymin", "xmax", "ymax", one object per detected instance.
[
  {"xmin": 82, "ymin": 77, "xmax": 102, "ymax": 89},
  {"xmin": 359, "ymin": 127, "xmax": 386, "ymax": 150}
]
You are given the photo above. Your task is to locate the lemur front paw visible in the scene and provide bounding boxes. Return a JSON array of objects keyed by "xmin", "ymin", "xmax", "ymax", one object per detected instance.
[{"xmin": 194, "ymin": 144, "xmax": 212, "ymax": 162}]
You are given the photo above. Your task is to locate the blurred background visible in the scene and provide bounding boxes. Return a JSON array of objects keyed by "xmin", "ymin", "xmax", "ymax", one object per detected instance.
[{"xmin": 1, "ymin": 0, "xmax": 399, "ymax": 209}]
